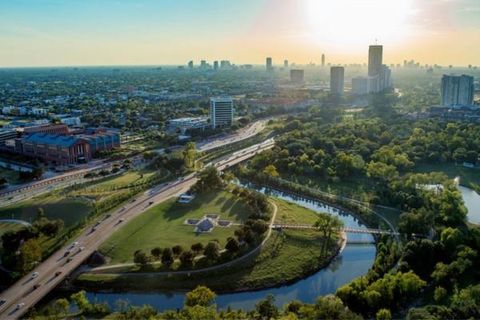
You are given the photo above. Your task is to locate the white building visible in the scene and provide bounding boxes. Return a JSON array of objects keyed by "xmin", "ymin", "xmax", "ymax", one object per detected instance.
[
  {"xmin": 352, "ymin": 77, "xmax": 369, "ymax": 95},
  {"xmin": 167, "ymin": 117, "xmax": 208, "ymax": 133},
  {"xmin": 59, "ymin": 117, "xmax": 82, "ymax": 126},
  {"xmin": 210, "ymin": 97, "xmax": 234, "ymax": 128}
]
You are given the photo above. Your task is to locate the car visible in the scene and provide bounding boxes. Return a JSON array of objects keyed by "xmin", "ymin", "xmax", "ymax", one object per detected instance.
[
  {"xmin": 91, "ymin": 226, "xmax": 97, "ymax": 232},
  {"xmin": 118, "ymin": 218, "xmax": 124, "ymax": 223},
  {"xmin": 148, "ymin": 201, "xmax": 154, "ymax": 206},
  {"xmin": 33, "ymin": 284, "xmax": 40, "ymax": 290},
  {"xmin": 0, "ymin": 299, "xmax": 6, "ymax": 307},
  {"xmin": 70, "ymin": 241, "xmax": 79, "ymax": 249},
  {"xmin": 15, "ymin": 303, "xmax": 25, "ymax": 310},
  {"xmin": 131, "ymin": 199, "xmax": 136, "ymax": 203},
  {"xmin": 95, "ymin": 221, "xmax": 101, "ymax": 226},
  {"xmin": 64, "ymin": 250, "xmax": 71, "ymax": 257},
  {"xmin": 55, "ymin": 271, "xmax": 62, "ymax": 277},
  {"xmin": 66, "ymin": 257, "xmax": 73, "ymax": 263},
  {"xmin": 31, "ymin": 272, "xmax": 39, "ymax": 279},
  {"xmin": 79, "ymin": 246, "xmax": 85, "ymax": 252}
]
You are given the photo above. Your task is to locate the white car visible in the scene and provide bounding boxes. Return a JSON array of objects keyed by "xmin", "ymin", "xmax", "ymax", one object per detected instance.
[
  {"xmin": 70, "ymin": 241, "xmax": 79, "ymax": 249},
  {"xmin": 31, "ymin": 272, "xmax": 39, "ymax": 279},
  {"xmin": 16, "ymin": 303, "xmax": 25, "ymax": 310}
]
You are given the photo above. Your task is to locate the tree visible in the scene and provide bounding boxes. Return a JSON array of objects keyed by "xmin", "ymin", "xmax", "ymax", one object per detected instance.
[
  {"xmin": 172, "ymin": 245, "xmax": 183, "ymax": 257},
  {"xmin": 182, "ymin": 142, "xmax": 197, "ymax": 169},
  {"xmin": 191, "ymin": 243, "xmax": 204, "ymax": 255},
  {"xmin": 70, "ymin": 291, "xmax": 91, "ymax": 313},
  {"xmin": 434, "ymin": 286, "xmax": 447, "ymax": 303},
  {"xmin": 179, "ymin": 250, "xmax": 195, "ymax": 268},
  {"xmin": 184, "ymin": 286, "xmax": 216, "ymax": 307},
  {"xmin": 263, "ymin": 164, "xmax": 279, "ymax": 177},
  {"xmin": 192, "ymin": 166, "xmax": 223, "ymax": 193},
  {"xmin": 204, "ymin": 241, "xmax": 220, "ymax": 262},
  {"xmin": 376, "ymin": 308, "xmax": 392, "ymax": 320},
  {"xmin": 161, "ymin": 248, "xmax": 174, "ymax": 266},
  {"xmin": 151, "ymin": 247, "xmax": 162, "ymax": 260},
  {"xmin": 225, "ymin": 237, "xmax": 240, "ymax": 254},
  {"xmin": 133, "ymin": 250, "xmax": 150, "ymax": 266},
  {"xmin": 53, "ymin": 298, "xmax": 69, "ymax": 318},
  {"xmin": 18, "ymin": 238, "xmax": 41, "ymax": 272},
  {"xmin": 255, "ymin": 294, "xmax": 278, "ymax": 319}
]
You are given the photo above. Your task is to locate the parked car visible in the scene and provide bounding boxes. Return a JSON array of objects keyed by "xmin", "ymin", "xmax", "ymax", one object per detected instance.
[
  {"xmin": 0, "ymin": 299, "xmax": 6, "ymax": 307},
  {"xmin": 31, "ymin": 272, "xmax": 39, "ymax": 279},
  {"xmin": 15, "ymin": 303, "xmax": 25, "ymax": 310},
  {"xmin": 55, "ymin": 271, "xmax": 62, "ymax": 277}
]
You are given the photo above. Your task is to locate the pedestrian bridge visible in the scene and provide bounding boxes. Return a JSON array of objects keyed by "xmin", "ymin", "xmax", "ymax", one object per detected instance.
[{"xmin": 271, "ymin": 223, "xmax": 400, "ymax": 236}]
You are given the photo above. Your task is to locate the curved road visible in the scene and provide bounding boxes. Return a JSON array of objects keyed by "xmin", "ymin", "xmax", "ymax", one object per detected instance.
[{"xmin": 0, "ymin": 140, "xmax": 274, "ymax": 319}]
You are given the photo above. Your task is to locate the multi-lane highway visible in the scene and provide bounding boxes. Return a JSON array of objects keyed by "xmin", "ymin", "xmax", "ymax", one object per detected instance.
[
  {"xmin": 0, "ymin": 139, "xmax": 274, "ymax": 319},
  {"xmin": 0, "ymin": 120, "xmax": 267, "ymax": 207}
]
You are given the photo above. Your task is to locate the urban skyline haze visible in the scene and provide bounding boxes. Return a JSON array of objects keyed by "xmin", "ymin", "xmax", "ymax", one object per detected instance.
[{"xmin": 1, "ymin": 0, "xmax": 480, "ymax": 67}]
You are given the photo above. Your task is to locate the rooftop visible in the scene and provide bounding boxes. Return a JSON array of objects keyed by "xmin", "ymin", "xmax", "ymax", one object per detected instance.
[{"xmin": 24, "ymin": 133, "xmax": 84, "ymax": 147}]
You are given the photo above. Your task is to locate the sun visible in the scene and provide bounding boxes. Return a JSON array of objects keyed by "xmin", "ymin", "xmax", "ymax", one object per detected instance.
[{"xmin": 305, "ymin": 0, "xmax": 414, "ymax": 48}]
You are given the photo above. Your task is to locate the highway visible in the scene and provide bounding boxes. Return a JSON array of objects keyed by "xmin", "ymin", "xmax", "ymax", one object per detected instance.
[
  {"xmin": 0, "ymin": 120, "xmax": 267, "ymax": 207},
  {"xmin": 0, "ymin": 139, "xmax": 274, "ymax": 319}
]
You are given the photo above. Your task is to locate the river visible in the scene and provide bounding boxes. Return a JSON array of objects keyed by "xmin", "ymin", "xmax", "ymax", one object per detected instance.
[
  {"xmin": 80, "ymin": 187, "xmax": 376, "ymax": 311},
  {"xmin": 459, "ymin": 186, "xmax": 480, "ymax": 224}
]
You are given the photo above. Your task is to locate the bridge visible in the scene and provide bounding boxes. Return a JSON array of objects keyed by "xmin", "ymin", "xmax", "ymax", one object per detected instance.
[{"xmin": 271, "ymin": 223, "xmax": 400, "ymax": 236}]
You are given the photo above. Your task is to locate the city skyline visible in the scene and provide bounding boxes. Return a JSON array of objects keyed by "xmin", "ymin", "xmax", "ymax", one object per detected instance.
[{"xmin": 1, "ymin": 0, "xmax": 480, "ymax": 67}]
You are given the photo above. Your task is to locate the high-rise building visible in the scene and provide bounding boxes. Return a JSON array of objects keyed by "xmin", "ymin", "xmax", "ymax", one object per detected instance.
[
  {"xmin": 441, "ymin": 75, "xmax": 475, "ymax": 106},
  {"xmin": 330, "ymin": 66, "xmax": 345, "ymax": 96},
  {"xmin": 352, "ymin": 77, "xmax": 369, "ymax": 95},
  {"xmin": 321, "ymin": 54, "xmax": 325, "ymax": 67},
  {"xmin": 188, "ymin": 61, "xmax": 193, "ymax": 69},
  {"xmin": 290, "ymin": 69, "xmax": 304, "ymax": 83},
  {"xmin": 368, "ymin": 45, "xmax": 383, "ymax": 77},
  {"xmin": 200, "ymin": 60, "xmax": 207, "ymax": 69},
  {"xmin": 210, "ymin": 97, "xmax": 234, "ymax": 128},
  {"xmin": 266, "ymin": 57, "xmax": 273, "ymax": 71},
  {"xmin": 220, "ymin": 60, "xmax": 231, "ymax": 69},
  {"xmin": 213, "ymin": 61, "xmax": 219, "ymax": 70},
  {"xmin": 379, "ymin": 65, "xmax": 392, "ymax": 90},
  {"xmin": 284, "ymin": 60, "xmax": 289, "ymax": 68}
]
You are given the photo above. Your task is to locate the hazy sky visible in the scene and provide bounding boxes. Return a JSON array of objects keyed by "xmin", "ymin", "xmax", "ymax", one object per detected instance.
[{"xmin": 1, "ymin": 0, "xmax": 479, "ymax": 67}]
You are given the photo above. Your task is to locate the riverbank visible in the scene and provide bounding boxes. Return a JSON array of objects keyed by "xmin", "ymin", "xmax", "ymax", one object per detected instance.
[{"xmin": 74, "ymin": 198, "xmax": 343, "ymax": 293}]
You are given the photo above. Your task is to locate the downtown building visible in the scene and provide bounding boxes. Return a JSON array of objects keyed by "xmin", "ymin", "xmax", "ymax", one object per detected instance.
[
  {"xmin": 330, "ymin": 66, "xmax": 345, "ymax": 96},
  {"xmin": 441, "ymin": 75, "xmax": 475, "ymax": 106},
  {"xmin": 290, "ymin": 69, "xmax": 305, "ymax": 84},
  {"xmin": 210, "ymin": 97, "xmax": 234, "ymax": 128},
  {"xmin": 367, "ymin": 45, "xmax": 392, "ymax": 93}
]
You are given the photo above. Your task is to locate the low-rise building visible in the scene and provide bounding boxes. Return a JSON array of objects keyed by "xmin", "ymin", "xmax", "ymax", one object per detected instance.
[{"xmin": 167, "ymin": 117, "xmax": 208, "ymax": 133}]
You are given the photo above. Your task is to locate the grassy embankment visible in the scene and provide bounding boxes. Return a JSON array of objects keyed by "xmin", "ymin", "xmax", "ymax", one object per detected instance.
[
  {"xmin": 99, "ymin": 190, "xmax": 252, "ymax": 265},
  {"xmin": 76, "ymin": 196, "xmax": 340, "ymax": 292},
  {"xmin": 0, "ymin": 169, "xmax": 160, "ymax": 253}
]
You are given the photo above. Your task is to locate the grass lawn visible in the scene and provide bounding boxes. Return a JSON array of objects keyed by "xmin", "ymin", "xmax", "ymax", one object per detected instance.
[
  {"xmin": 77, "ymin": 198, "xmax": 340, "ymax": 292},
  {"xmin": 0, "ymin": 222, "xmax": 25, "ymax": 239},
  {"xmin": 414, "ymin": 162, "xmax": 480, "ymax": 187},
  {"xmin": 99, "ymin": 190, "xmax": 253, "ymax": 265},
  {"xmin": 0, "ymin": 194, "xmax": 91, "ymax": 227}
]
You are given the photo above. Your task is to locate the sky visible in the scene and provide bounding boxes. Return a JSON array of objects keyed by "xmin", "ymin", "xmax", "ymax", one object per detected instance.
[{"xmin": 0, "ymin": 0, "xmax": 479, "ymax": 67}]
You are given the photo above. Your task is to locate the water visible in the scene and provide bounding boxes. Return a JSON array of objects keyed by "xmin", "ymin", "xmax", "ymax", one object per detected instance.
[
  {"xmin": 81, "ymin": 187, "xmax": 376, "ymax": 311},
  {"xmin": 459, "ymin": 186, "xmax": 480, "ymax": 224}
]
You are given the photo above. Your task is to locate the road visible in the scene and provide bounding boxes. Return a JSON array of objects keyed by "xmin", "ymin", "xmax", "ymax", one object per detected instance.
[
  {"xmin": 0, "ymin": 140, "xmax": 274, "ymax": 319},
  {"xmin": 0, "ymin": 120, "xmax": 267, "ymax": 207}
]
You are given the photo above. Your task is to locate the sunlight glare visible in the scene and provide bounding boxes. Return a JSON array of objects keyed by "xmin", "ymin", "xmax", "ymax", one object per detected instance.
[{"xmin": 306, "ymin": 0, "xmax": 414, "ymax": 48}]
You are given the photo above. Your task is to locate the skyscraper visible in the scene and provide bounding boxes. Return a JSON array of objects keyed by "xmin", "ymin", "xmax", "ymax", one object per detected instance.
[
  {"xmin": 330, "ymin": 66, "xmax": 345, "ymax": 96},
  {"xmin": 441, "ymin": 75, "xmax": 475, "ymax": 106},
  {"xmin": 200, "ymin": 60, "xmax": 207, "ymax": 69},
  {"xmin": 213, "ymin": 61, "xmax": 219, "ymax": 70},
  {"xmin": 290, "ymin": 69, "xmax": 304, "ymax": 84},
  {"xmin": 188, "ymin": 60, "xmax": 193, "ymax": 69},
  {"xmin": 352, "ymin": 77, "xmax": 369, "ymax": 95},
  {"xmin": 266, "ymin": 57, "xmax": 273, "ymax": 71},
  {"xmin": 210, "ymin": 97, "xmax": 234, "ymax": 128},
  {"xmin": 321, "ymin": 54, "xmax": 325, "ymax": 67},
  {"xmin": 284, "ymin": 60, "xmax": 289, "ymax": 68},
  {"xmin": 368, "ymin": 45, "xmax": 383, "ymax": 77}
]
